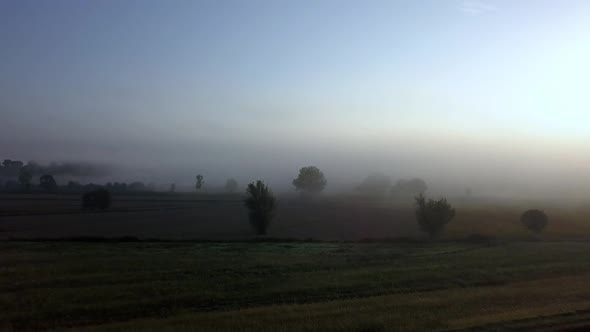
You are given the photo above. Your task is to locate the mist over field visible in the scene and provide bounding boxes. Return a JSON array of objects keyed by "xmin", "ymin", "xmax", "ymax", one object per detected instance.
[
  {"xmin": 4, "ymin": 138, "xmax": 590, "ymax": 200},
  {"xmin": 4, "ymin": 2, "xmax": 590, "ymax": 331},
  {"xmin": 2, "ymin": 1, "xmax": 590, "ymax": 199}
]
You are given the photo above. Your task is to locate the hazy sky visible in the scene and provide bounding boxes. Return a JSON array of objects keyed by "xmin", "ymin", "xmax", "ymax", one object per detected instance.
[{"xmin": 1, "ymin": 1, "xmax": 590, "ymax": 195}]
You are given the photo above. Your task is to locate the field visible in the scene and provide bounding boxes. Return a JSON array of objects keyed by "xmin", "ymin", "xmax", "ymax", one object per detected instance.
[
  {"xmin": 2, "ymin": 193, "xmax": 590, "ymax": 241},
  {"xmin": 4, "ymin": 194, "xmax": 590, "ymax": 331},
  {"xmin": 5, "ymin": 241, "xmax": 590, "ymax": 331}
]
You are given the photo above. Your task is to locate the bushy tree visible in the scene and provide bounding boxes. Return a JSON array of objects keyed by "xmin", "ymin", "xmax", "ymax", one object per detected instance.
[
  {"xmin": 39, "ymin": 174, "xmax": 57, "ymax": 193},
  {"xmin": 82, "ymin": 189, "xmax": 112, "ymax": 210},
  {"xmin": 521, "ymin": 209, "xmax": 548, "ymax": 233},
  {"xmin": 225, "ymin": 178, "xmax": 238, "ymax": 193},
  {"xmin": 0, "ymin": 159, "xmax": 24, "ymax": 177},
  {"xmin": 356, "ymin": 173, "xmax": 392, "ymax": 196},
  {"xmin": 195, "ymin": 174, "xmax": 204, "ymax": 190},
  {"xmin": 108, "ymin": 182, "xmax": 127, "ymax": 192},
  {"xmin": 392, "ymin": 178, "xmax": 427, "ymax": 198},
  {"xmin": 415, "ymin": 194, "xmax": 455, "ymax": 239},
  {"xmin": 18, "ymin": 166, "xmax": 32, "ymax": 191},
  {"xmin": 244, "ymin": 180, "xmax": 276, "ymax": 235},
  {"xmin": 292, "ymin": 166, "xmax": 326, "ymax": 195},
  {"xmin": 128, "ymin": 181, "xmax": 146, "ymax": 192},
  {"xmin": 67, "ymin": 181, "xmax": 81, "ymax": 191}
]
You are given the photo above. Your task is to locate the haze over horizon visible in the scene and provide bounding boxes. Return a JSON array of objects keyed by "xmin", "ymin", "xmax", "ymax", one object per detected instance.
[{"xmin": 2, "ymin": 0, "xmax": 590, "ymax": 197}]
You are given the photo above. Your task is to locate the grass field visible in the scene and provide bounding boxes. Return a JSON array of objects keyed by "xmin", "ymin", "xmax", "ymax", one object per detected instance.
[
  {"xmin": 4, "ymin": 193, "xmax": 590, "ymax": 331},
  {"xmin": 4, "ymin": 240, "xmax": 590, "ymax": 331},
  {"xmin": 3, "ymin": 193, "xmax": 590, "ymax": 241}
]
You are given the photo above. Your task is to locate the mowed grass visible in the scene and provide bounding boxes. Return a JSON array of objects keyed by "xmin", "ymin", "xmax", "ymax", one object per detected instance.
[
  {"xmin": 3, "ymin": 194, "xmax": 590, "ymax": 241},
  {"xmin": 76, "ymin": 273, "xmax": 590, "ymax": 332},
  {"xmin": 4, "ymin": 241, "xmax": 590, "ymax": 331}
]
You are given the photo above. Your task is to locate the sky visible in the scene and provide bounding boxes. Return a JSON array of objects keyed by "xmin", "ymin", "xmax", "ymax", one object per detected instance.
[{"xmin": 1, "ymin": 0, "xmax": 590, "ymax": 196}]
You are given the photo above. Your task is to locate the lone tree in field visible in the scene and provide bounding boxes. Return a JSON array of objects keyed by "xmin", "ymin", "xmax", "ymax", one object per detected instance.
[
  {"xmin": 356, "ymin": 173, "xmax": 392, "ymax": 197},
  {"xmin": 225, "ymin": 178, "xmax": 238, "ymax": 193},
  {"xmin": 40, "ymin": 174, "xmax": 58, "ymax": 193},
  {"xmin": 415, "ymin": 194, "xmax": 455, "ymax": 239},
  {"xmin": 521, "ymin": 209, "xmax": 548, "ymax": 234},
  {"xmin": 82, "ymin": 189, "xmax": 112, "ymax": 210},
  {"xmin": 292, "ymin": 166, "xmax": 326, "ymax": 195},
  {"xmin": 195, "ymin": 174, "xmax": 204, "ymax": 190},
  {"xmin": 392, "ymin": 178, "xmax": 428, "ymax": 199},
  {"xmin": 18, "ymin": 166, "xmax": 33, "ymax": 192},
  {"xmin": 244, "ymin": 180, "xmax": 276, "ymax": 235}
]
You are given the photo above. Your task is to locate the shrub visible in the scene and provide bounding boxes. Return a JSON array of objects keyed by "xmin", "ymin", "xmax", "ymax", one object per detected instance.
[
  {"xmin": 225, "ymin": 178, "xmax": 238, "ymax": 193},
  {"xmin": 18, "ymin": 166, "xmax": 32, "ymax": 191},
  {"xmin": 40, "ymin": 174, "xmax": 58, "ymax": 193},
  {"xmin": 195, "ymin": 174, "xmax": 204, "ymax": 190},
  {"xmin": 356, "ymin": 173, "xmax": 392, "ymax": 197},
  {"xmin": 392, "ymin": 178, "xmax": 427, "ymax": 198},
  {"xmin": 521, "ymin": 209, "xmax": 548, "ymax": 233},
  {"xmin": 244, "ymin": 180, "xmax": 276, "ymax": 235},
  {"xmin": 292, "ymin": 166, "xmax": 327, "ymax": 195},
  {"xmin": 415, "ymin": 193, "xmax": 455, "ymax": 239},
  {"xmin": 82, "ymin": 189, "xmax": 112, "ymax": 210}
]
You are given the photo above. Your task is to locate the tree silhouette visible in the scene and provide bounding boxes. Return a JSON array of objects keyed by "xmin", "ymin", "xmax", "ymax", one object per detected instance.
[
  {"xmin": 292, "ymin": 166, "xmax": 326, "ymax": 195},
  {"xmin": 392, "ymin": 178, "xmax": 427, "ymax": 198},
  {"xmin": 18, "ymin": 166, "xmax": 32, "ymax": 192},
  {"xmin": 1, "ymin": 159, "xmax": 24, "ymax": 177},
  {"xmin": 356, "ymin": 173, "xmax": 392, "ymax": 196},
  {"xmin": 521, "ymin": 209, "xmax": 548, "ymax": 234},
  {"xmin": 82, "ymin": 189, "xmax": 112, "ymax": 210},
  {"xmin": 40, "ymin": 174, "xmax": 57, "ymax": 193},
  {"xmin": 225, "ymin": 178, "xmax": 238, "ymax": 193},
  {"xmin": 195, "ymin": 174, "xmax": 204, "ymax": 190},
  {"xmin": 415, "ymin": 194, "xmax": 455, "ymax": 239},
  {"xmin": 244, "ymin": 180, "xmax": 276, "ymax": 235},
  {"xmin": 128, "ymin": 182, "xmax": 146, "ymax": 192}
]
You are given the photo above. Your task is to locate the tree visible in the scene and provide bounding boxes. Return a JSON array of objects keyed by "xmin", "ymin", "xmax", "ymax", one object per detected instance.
[
  {"xmin": 392, "ymin": 178, "xmax": 427, "ymax": 198},
  {"xmin": 292, "ymin": 166, "xmax": 326, "ymax": 195},
  {"xmin": 521, "ymin": 209, "xmax": 548, "ymax": 233},
  {"xmin": 356, "ymin": 173, "xmax": 392, "ymax": 196},
  {"xmin": 225, "ymin": 178, "xmax": 238, "ymax": 193},
  {"xmin": 2, "ymin": 159, "xmax": 23, "ymax": 168},
  {"xmin": 415, "ymin": 194, "xmax": 455, "ymax": 239},
  {"xmin": 67, "ymin": 181, "xmax": 81, "ymax": 191},
  {"xmin": 106, "ymin": 182, "xmax": 127, "ymax": 193},
  {"xmin": 39, "ymin": 174, "xmax": 57, "ymax": 193},
  {"xmin": 128, "ymin": 181, "xmax": 146, "ymax": 192},
  {"xmin": 82, "ymin": 189, "xmax": 112, "ymax": 210},
  {"xmin": 18, "ymin": 166, "xmax": 32, "ymax": 191},
  {"xmin": 1, "ymin": 159, "xmax": 24, "ymax": 177},
  {"xmin": 195, "ymin": 174, "xmax": 204, "ymax": 190},
  {"xmin": 244, "ymin": 180, "xmax": 276, "ymax": 235}
]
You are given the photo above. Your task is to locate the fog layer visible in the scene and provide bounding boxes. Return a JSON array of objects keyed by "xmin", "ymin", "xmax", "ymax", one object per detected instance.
[{"xmin": 1, "ymin": 1, "xmax": 589, "ymax": 198}]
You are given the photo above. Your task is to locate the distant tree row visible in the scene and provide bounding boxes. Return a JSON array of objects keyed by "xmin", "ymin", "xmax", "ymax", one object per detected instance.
[
  {"xmin": 242, "ymin": 181, "xmax": 549, "ymax": 238},
  {"xmin": 193, "ymin": 175, "xmax": 239, "ymax": 193},
  {"xmin": 357, "ymin": 174, "xmax": 427, "ymax": 198},
  {"xmin": 3, "ymin": 160, "xmax": 552, "ymax": 238},
  {"xmin": 290, "ymin": 166, "xmax": 427, "ymax": 199},
  {"xmin": 240, "ymin": 165, "xmax": 550, "ymax": 238}
]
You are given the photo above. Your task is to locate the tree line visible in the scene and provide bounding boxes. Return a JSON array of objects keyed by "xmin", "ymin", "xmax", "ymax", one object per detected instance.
[
  {"xmin": 2, "ymin": 160, "xmax": 550, "ymax": 238},
  {"xmin": 84, "ymin": 165, "xmax": 550, "ymax": 239}
]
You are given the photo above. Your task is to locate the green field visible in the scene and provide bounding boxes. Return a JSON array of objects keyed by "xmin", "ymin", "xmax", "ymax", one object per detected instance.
[
  {"xmin": 4, "ymin": 240, "xmax": 590, "ymax": 331},
  {"xmin": 3, "ymin": 194, "xmax": 590, "ymax": 241}
]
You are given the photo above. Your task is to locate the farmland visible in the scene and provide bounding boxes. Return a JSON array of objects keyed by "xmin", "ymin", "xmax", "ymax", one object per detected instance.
[
  {"xmin": 3, "ymin": 193, "xmax": 590, "ymax": 331},
  {"xmin": 2, "ymin": 193, "xmax": 590, "ymax": 241},
  {"xmin": 4, "ymin": 241, "xmax": 590, "ymax": 331}
]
